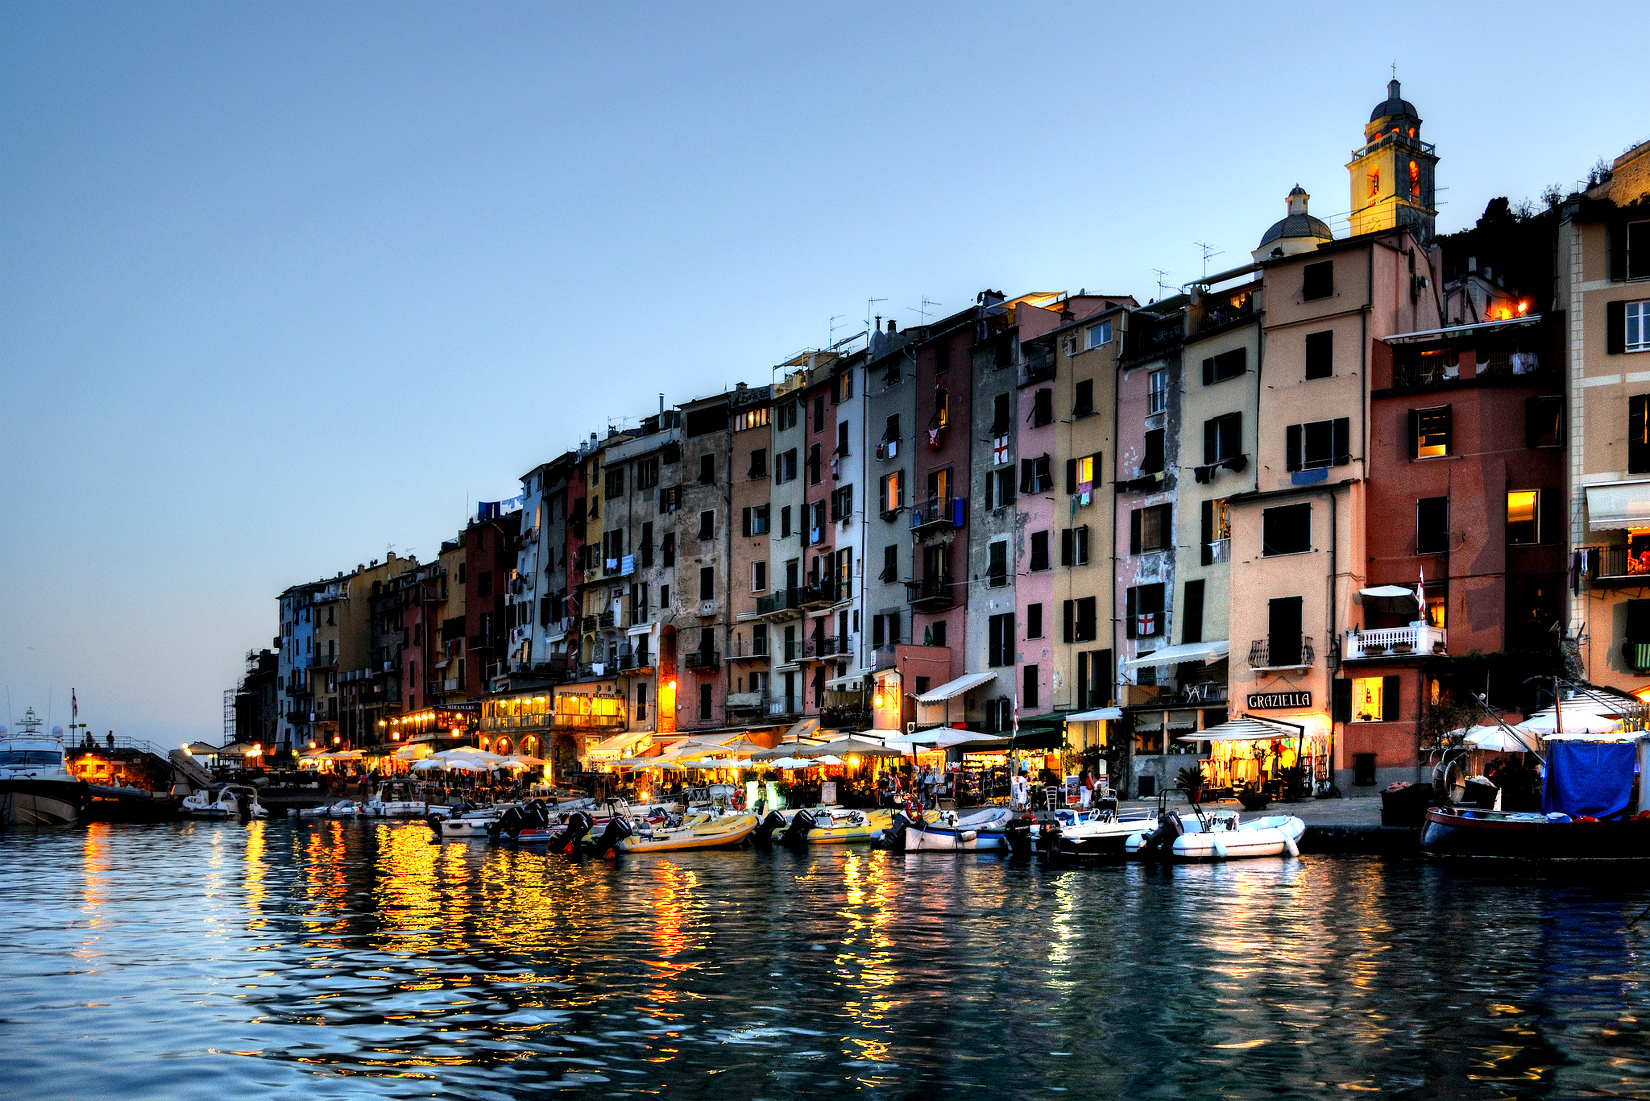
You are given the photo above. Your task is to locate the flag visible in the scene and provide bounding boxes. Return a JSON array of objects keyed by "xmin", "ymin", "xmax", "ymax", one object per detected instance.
[
  {"xmin": 928, "ymin": 427, "xmax": 942, "ymax": 450},
  {"xmin": 1417, "ymin": 567, "xmax": 1427, "ymax": 623},
  {"xmin": 1012, "ymin": 691, "xmax": 1020, "ymax": 740},
  {"xmin": 71, "ymin": 689, "xmax": 77, "ymax": 724},
  {"xmin": 992, "ymin": 435, "xmax": 1009, "ymax": 466}
]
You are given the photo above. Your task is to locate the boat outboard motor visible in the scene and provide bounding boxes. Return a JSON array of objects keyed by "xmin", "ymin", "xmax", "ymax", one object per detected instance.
[
  {"xmin": 779, "ymin": 809, "xmax": 817, "ymax": 848},
  {"xmin": 871, "ymin": 811, "xmax": 909, "ymax": 851},
  {"xmin": 1141, "ymin": 810, "xmax": 1184, "ymax": 858},
  {"xmin": 1005, "ymin": 816, "xmax": 1034, "ymax": 860},
  {"xmin": 751, "ymin": 810, "xmax": 789, "ymax": 848},
  {"xmin": 552, "ymin": 810, "xmax": 595, "ymax": 857},
  {"xmin": 593, "ymin": 815, "xmax": 632, "ymax": 859},
  {"xmin": 1039, "ymin": 818, "xmax": 1064, "ymax": 856}
]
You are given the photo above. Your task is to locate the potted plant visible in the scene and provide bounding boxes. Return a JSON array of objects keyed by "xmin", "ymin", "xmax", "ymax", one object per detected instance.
[
  {"xmin": 1364, "ymin": 642, "xmax": 1388, "ymax": 655},
  {"xmin": 1176, "ymin": 764, "xmax": 1205, "ymax": 807}
]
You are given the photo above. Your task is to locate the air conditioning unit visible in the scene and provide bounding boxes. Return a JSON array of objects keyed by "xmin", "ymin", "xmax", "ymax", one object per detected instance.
[
  {"xmin": 905, "ymin": 722, "xmax": 916, "ymax": 734},
  {"xmin": 699, "ymin": 600, "xmax": 716, "ymax": 617}
]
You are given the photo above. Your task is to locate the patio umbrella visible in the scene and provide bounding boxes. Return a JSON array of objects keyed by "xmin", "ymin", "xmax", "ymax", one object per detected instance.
[
  {"xmin": 445, "ymin": 758, "xmax": 495, "ymax": 773},
  {"xmin": 752, "ymin": 742, "xmax": 825, "ymax": 761},
  {"xmin": 815, "ymin": 755, "xmax": 845, "ymax": 766},
  {"xmin": 410, "ymin": 758, "xmax": 447, "ymax": 771},
  {"xmin": 183, "ymin": 741, "xmax": 221, "ymax": 756},
  {"xmin": 1517, "ymin": 711, "xmax": 1620, "ymax": 735},
  {"xmin": 502, "ymin": 754, "xmax": 547, "ymax": 768},
  {"xmin": 1463, "ymin": 726, "xmax": 1539, "ymax": 752},
  {"xmin": 717, "ymin": 737, "xmax": 770, "ymax": 756},
  {"xmin": 439, "ymin": 747, "xmax": 507, "ymax": 763},
  {"xmin": 762, "ymin": 756, "xmax": 807, "ymax": 769}
]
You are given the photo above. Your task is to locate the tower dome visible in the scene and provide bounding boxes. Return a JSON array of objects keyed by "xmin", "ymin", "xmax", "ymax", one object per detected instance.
[
  {"xmin": 1365, "ymin": 78, "xmax": 1421, "ymax": 142},
  {"xmin": 1253, "ymin": 185, "xmax": 1333, "ymax": 261}
]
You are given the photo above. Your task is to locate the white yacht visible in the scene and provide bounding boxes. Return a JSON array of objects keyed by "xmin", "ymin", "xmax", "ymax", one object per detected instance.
[{"xmin": 0, "ymin": 709, "xmax": 86, "ymax": 827}]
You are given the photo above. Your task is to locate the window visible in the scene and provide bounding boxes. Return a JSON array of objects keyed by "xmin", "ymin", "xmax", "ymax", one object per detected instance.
[
  {"xmin": 606, "ymin": 465, "xmax": 625, "ymax": 499},
  {"xmin": 1507, "ymin": 489, "xmax": 1559, "ymax": 545},
  {"xmin": 882, "ymin": 470, "xmax": 904, "ymax": 516},
  {"xmin": 1064, "ymin": 595, "xmax": 1099, "ymax": 642},
  {"xmin": 1061, "ymin": 525, "xmax": 1091, "ymax": 566},
  {"xmin": 1524, "ymin": 396, "xmax": 1561, "ymax": 449},
  {"xmin": 660, "ymin": 583, "xmax": 669, "ymax": 607},
  {"xmin": 980, "ymin": 540, "xmax": 1007, "ymax": 588},
  {"xmin": 1201, "ymin": 348, "xmax": 1246, "ymax": 385},
  {"xmin": 1032, "ymin": 388, "xmax": 1053, "ymax": 427},
  {"xmin": 830, "ymin": 484, "xmax": 854, "ymax": 522},
  {"xmin": 698, "ymin": 510, "xmax": 714, "ymax": 540},
  {"xmin": 1065, "ymin": 453, "xmax": 1100, "ymax": 494},
  {"xmin": 662, "ymin": 533, "xmax": 675, "ymax": 567},
  {"xmin": 986, "ymin": 467, "xmax": 1014, "ymax": 510},
  {"xmin": 1352, "ymin": 676, "xmax": 1400, "ymax": 722},
  {"xmin": 1200, "ymin": 498, "xmax": 1230, "ymax": 565},
  {"xmin": 837, "ymin": 421, "xmax": 850, "ymax": 457},
  {"xmin": 1086, "ymin": 319, "xmax": 1113, "ymax": 349},
  {"xmin": 1416, "ymin": 497, "xmax": 1449, "ymax": 554},
  {"xmin": 734, "ymin": 407, "xmax": 769, "ymax": 432},
  {"xmin": 753, "ymin": 561, "xmax": 767, "ymax": 592},
  {"xmin": 659, "ymin": 485, "xmax": 681, "ymax": 512},
  {"xmin": 928, "ymin": 619, "xmax": 947, "ymax": 649},
  {"xmin": 1408, "ymin": 406, "xmax": 1451, "ymax": 459},
  {"xmin": 1029, "ymin": 530, "xmax": 1049, "ymax": 571},
  {"xmin": 1204, "ymin": 412, "xmax": 1242, "ymax": 463},
  {"xmin": 640, "ymin": 522, "xmax": 654, "ymax": 567},
  {"xmin": 636, "ymin": 457, "xmax": 659, "ymax": 490},
  {"xmin": 1148, "ymin": 369, "xmax": 1168, "ymax": 414},
  {"xmin": 988, "ymin": 613, "xmax": 1014, "ymax": 666},
  {"xmin": 741, "ymin": 505, "xmax": 769, "ymax": 536},
  {"xmin": 1614, "ymin": 301, "xmax": 1650, "ymax": 353},
  {"xmin": 699, "ymin": 566, "xmax": 714, "ymax": 601},
  {"xmin": 479, "ymin": 570, "xmax": 492, "ymax": 597},
  {"xmin": 1303, "ymin": 260, "xmax": 1334, "ymax": 301},
  {"xmin": 1124, "ymin": 584, "xmax": 1163, "ymax": 639},
  {"xmin": 812, "ymin": 394, "xmax": 826, "ymax": 433},
  {"xmin": 1182, "ymin": 580, "xmax": 1205, "ymax": 644},
  {"xmin": 1613, "ymin": 220, "xmax": 1650, "ymax": 282},
  {"xmin": 1304, "ymin": 330, "xmax": 1334, "ymax": 380},
  {"xmin": 1020, "ymin": 455, "xmax": 1053, "ymax": 493},
  {"xmin": 1287, "ymin": 417, "xmax": 1350, "ymax": 469},
  {"xmin": 1267, "ymin": 596, "xmax": 1303, "ymax": 666},
  {"xmin": 882, "ymin": 544, "xmax": 898, "ymax": 582},
  {"xmin": 1022, "ymin": 665, "xmax": 1039, "ymax": 709},
  {"xmin": 1262, "ymin": 503, "xmax": 1312, "ymax": 556},
  {"xmin": 1073, "ymin": 379, "xmax": 1094, "ymax": 417},
  {"xmin": 1129, "ymin": 504, "xmax": 1172, "ymax": 554},
  {"xmin": 778, "ymin": 401, "xmax": 798, "ymax": 430},
  {"xmin": 934, "ymin": 389, "xmax": 949, "ymax": 429},
  {"xmin": 836, "ymin": 547, "xmax": 853, "ymax": 594},
  {"xmin": 808, "ymin": 443, "xmax": 822, "ymax": 485},
  {"xmin": 883, "ymin": 413, "xmax": 901, "ymax": 446},
  {"xmin": 1141, "ymin": 428, "xmax": 1165, "ymax": 474},
  {"xmin": 1026, "ymin": 603, "xmax": 1043, "ymax": 639},
  {"xmin": 749, "ymin": 448, "xmax": 768, "ymax": 478},
  {"xmin": 840, "ymin": 371, "xmax": 853, "ymax": 400},
  {"xmin": 808, "ymin": 500, "xmax": 827, "ymax": 541},
  {"xmin": 699, "ymin": 683, "xmax": 713, "ymax": 722},
  {"xmin": 775, "ymin": 448, "xmax": 797, "ymax": 483}
]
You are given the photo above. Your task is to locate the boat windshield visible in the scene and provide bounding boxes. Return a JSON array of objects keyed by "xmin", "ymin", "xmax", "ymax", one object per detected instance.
[{"xmin": 0, "ymin": 750, "xmax": 64, "ymax": 768}]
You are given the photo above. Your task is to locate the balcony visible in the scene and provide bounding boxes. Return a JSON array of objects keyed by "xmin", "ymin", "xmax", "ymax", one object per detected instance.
[
  {"xmin": 1197, "ymin": 287, "xmax": 1256, "ymax": 332},
  {"xmin": 725, "ymin": 691, "xmax": 766, "ymax": 710},
  {"xmin": 911, "ymin": 496, "xmax": 965, "ymax": 533},
  {"xmin": 728, "ymin": 638, "xmax": 770, "ymax": 662},
  {"xmin": 580, "ymin": 615, "xmax": 599, "ymax": 633},
  {"xmin": 618, "ymin": 649, "xmax": 654, "ymax": 672},
  {"xmin": 906, "ymin": 574, "xmax": 955, "ymax": 611},
  {"xmin": 1247, "ymin": 636, "xmax": 1315, "ymax": 670},
  {"xmin": 1345, "ymin": 625, "xmax": 1446, "ymax": 661},
  {"xmin": 1017, "ymin": 357, "xmax": 1055, "ymax": 386},
  {"xmin": 598, "ymin": 610, "xmax": 616, "ymax": 629},
  {"xmin": 799, "ymin": 576, "xmax": 838, "ymax": 610},
  {"xmin": 766, "ymin": 696, "xmax": 799, "ymax": 718},
  {"xmin": 468, "ymin": 633, "xmax": 494, "ymax": 653},
  {"xmin": 1586, "ymin": 544, "xmax": 1650, "ymax": 588},
  {"xmin": 757, "ymin": 587, "xmax": 802, "ymax": 619},
  {"xmin": 683, "ymin": 650, "xmax": 721, "ymax": 672},
  {"xmin": 311, "ymin": 651, "xmax": 339, "ymax": 669},
  {"xmin": 871, "ymin": 645, "xmax": 899, "ymax": 670}
]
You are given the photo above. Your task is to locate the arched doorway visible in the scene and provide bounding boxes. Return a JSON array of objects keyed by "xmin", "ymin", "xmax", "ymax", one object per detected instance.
[
  {"xmin": 521, "ymin": 735, "xmax": 540, "ymax": 758},
  {"xmin": 552, "ymin": 734, "xmax": 578, "ymax": 784}
]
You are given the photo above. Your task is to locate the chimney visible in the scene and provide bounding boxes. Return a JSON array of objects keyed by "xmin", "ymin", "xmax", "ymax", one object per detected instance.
[{"xmin": 887, "ymin": 319, "xmax": 897, "ymax": 334}]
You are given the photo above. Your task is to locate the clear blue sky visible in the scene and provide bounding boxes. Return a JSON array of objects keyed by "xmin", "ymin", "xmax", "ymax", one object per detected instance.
[{"xmin": 2, "ymin": 1, "xmax": 1645, "ymax": 742}]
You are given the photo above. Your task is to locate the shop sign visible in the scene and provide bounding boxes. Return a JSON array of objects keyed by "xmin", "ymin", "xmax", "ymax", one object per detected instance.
[{"xmin": 1248, "ymin": 691, "xmax": 1311, "ymax": 709}]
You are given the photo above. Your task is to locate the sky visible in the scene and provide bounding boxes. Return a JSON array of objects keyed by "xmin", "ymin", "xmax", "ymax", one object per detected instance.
[{"xmin": 2, "ymin": 1, "xmax": 1647, "ymax": 743}]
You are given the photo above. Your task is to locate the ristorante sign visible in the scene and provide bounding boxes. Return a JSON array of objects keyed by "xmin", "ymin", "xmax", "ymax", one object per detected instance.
[{"xmin": 1247, "ymin": 691, "xmax": 1311, "ymax": 710}]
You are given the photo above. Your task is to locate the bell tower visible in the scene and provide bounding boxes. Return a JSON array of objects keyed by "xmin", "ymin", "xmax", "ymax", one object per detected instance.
[{"xmin": 1346, "ymin": 79, "xmax": 1438, "ymax": 241}]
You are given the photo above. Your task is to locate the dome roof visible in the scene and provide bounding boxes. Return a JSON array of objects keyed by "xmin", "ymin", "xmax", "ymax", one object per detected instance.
[
  {"xmin": 1370, "ymin": 78, "xmax": 1418, "ymax": 123},
  {"xmin": 1259, "ymin": 213, "xmax": 1334, "ymax": 247}
]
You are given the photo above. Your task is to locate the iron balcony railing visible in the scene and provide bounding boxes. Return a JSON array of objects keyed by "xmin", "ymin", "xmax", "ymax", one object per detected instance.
[
  {"xmin": 906, "ymin": 574, "xmax": 955, "ymax": 609},
  {"xmin": 757, "ymin": 588, "xmax": 801, "ymax": 616},
  {"xmin": 911, "ymin": 496, "xmax": 964, "ymax": 531},
  {"xmin": 683, "ymin": 650, "xmax": 720, "ymax": 671},
  {"xmin": 1247, "ymin": 636, "xmax": 1315, "ymax": 670}
]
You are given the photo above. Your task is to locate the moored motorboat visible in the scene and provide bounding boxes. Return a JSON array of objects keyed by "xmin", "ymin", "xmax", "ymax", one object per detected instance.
[
  {"xmin": 609, "ymin": 812, "xmax": 758, "ymax": 854},
  {"xmin": 0, "ymin": 709, "xmax": 87, "ymax": 827},
  {"xmin": 1125, "ymin": 809, "xmax": 1303, "ymax": 860},
  {"xmin": 364, "ymin": 780, "xmax": 430, "ymax": 818},
  {"xmin": 1420, "ymin": 806, "xmax": 1650, "ymax": 859},
  {"xmin": 181, "ymin": 784, "xmax": 267, "ymax": 820},
  {"xmin": 902, "ymin": 807, "xmax": 1011, "ymax": 852},
  {"xmin": 1040, "ymin": 807, "xmax": 1158, "ymax": 861}
]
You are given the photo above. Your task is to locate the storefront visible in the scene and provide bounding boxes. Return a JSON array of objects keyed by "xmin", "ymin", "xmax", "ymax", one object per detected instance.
[{"xmin": 1176, "ymin": 715, "xmax": 1330, "ymax": 799}]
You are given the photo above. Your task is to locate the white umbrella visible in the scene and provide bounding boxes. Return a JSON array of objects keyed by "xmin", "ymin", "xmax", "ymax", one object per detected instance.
[
  {"xmin": 1463, "ymin": 726, "xmax": 1538, "ymax": 752},
  {"xmin": 445, "ymin": 758, "xmax": 496, "ymax": 772},
  {"xmin": 410, "ymin": 757, "xmax": 447, "ymax": 771},
  {"xmin": 1518, "ymin": 711, "xmax": 1620, "ymax": 735},
  {"xmin": 816, "ymin": 755, "xmax": 845, "ymax": 766},
  {"xmin": 438, "ymin": 747, "xmax": 507, "ymax": 763},
  {"xmin": 763, "ymin": 756, "xmax": 807, "ymax": 769}
]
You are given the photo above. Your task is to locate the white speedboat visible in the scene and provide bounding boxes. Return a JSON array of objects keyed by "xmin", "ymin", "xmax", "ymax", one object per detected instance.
[
  {"xmin": 0, "ymin": 710, "xmax": 85, "ymax": 827},
  {"xmin": 326, "ymin": 799, "xmax": 363, "ymax": 818},
  {"xmin": 364, "ymin": 780, "xmax": 431, "ymax": 818},
  {"xmin": 181, "ymin": 784, "xmax": 267, "ymax": 820},
  {"xmin": 1037, "ymin": 807, "xmax": 1158, "ymax": 860},
  {"xmin": 1125, "ymin": 810, "xmax": 1304, "ymax": 860},
  {"xmin": 903, "ymin": 807, "xmax": 1012, "ymax": 851}
]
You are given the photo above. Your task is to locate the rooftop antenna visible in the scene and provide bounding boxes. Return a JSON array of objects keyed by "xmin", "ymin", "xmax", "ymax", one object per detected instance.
[
  {"xmin": 866, "ymin": 297, "xmax": 887, "ymax": 334},
  {"xmin": 906, "ymin": 297, "xmax": 942, "ymax": 326},
  {"xmin": 828, "ymin": 314, "xmax": 846, "ymax": 348},
  {"xmin": 1152, "ymin": 269, "xmax": 1174, "ymax": 299},
  {"xmin": 1194, "ymin": 242, "xmax": 1224, "ymax": 280}
]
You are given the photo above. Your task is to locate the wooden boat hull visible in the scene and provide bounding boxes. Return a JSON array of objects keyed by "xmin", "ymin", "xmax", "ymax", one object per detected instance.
[
  {"xmin": 618, "ymin": 814, "xmax": 758, "ymax": 853},
  {"xmin": 1421, "ymin": 807, "xmax": 1650, "ymax": 859}
]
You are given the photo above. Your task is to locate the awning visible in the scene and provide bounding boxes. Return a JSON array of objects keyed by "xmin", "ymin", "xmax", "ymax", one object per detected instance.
[
  {"xmin": 1586, "ymin": 481, "xmax": 1650, "ymax": 530},
  {"xmin": 914, "ymin": 671, "xmax": 997, "ymax": 704},
  {"xmin": 885, "ymin": 730, "xmax": 1009, "ymax": 750},
  {"xmin": 826, "ymin": 667, "xmax": 872, "ymax": 690},
  {"xmin": 1175, "ymin": 717, "xmax": 1302, "ymax": 743},
  {"xmin": 794, "ymin": 735, "xmax": 907, "ymax": 759},
  {"xmin": 1067, "ymin": 707, "xmax": 1123, "ymax": 722},
  {"xmin": 589, "ymin": 729, "xmax": 653, "ymax": 756},
  {"xmin": 782, "ymin": 716, "xmax": 820, "ymax": 743},
  {"xmin": 1119, "ymin": 641, "xmax": 1229, "ymax": 671},
  {"xmin": 1359, "ymin": 585, "xmax": 1416, "ymax": 599}
]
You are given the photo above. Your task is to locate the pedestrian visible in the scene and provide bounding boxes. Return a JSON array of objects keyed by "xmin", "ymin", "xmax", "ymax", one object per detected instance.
[
  {"xmin": 1079, "ymin": 768, "xmax": 1094, "ymax": 810},
  {"xmin": 1011, "ymin": 769, "xmax": 1029, "ymax": 811}
]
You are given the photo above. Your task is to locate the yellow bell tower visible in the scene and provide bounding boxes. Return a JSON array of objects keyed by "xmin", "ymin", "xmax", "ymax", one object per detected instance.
[{"xmin": 1346, "ymin": 79, "xmax": 1438, "ymax": 241}]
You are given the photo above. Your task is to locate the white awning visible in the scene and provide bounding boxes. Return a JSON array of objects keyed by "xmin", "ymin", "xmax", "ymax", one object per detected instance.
[
  {"xmin": 1119, "ymin": 640, "xmax": 1229, "ymax": 671},
  {"xmin": 914, "ymin": 671, "xmax": 997, "ymax": 704},
  {"xmin": 589, "ymin": 729, "xmax": 652, "ymax": 756},
  {"xmin": 826, "ymin": 667, "xmax": 871, "ymax": 689},
  {"xmin": 1067, "ymin": 707, "xmax": 1123, "ymax": 722},
  {"xmin": 1586, "ymin": 481, "xmax": 1650, "ymax": 530},
  {"xmin": 1175, "ymin": 717, "xmax": 1305, "ymax": 743}
]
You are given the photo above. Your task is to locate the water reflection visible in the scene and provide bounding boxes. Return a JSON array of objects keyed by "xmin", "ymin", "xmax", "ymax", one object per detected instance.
[{"xmin": 5, "ymin": 822, "xmax": 1650, "ymax": 1098}]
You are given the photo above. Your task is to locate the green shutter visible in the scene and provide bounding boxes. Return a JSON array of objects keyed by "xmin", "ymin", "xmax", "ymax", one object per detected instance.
[
  {"xmin": 1332, "ymin": 679, "xmax": 1352, "ymax": 723},
  {"xmin": 1381, "ymin": 675, "xmax": 1400, "ymax": 722}
]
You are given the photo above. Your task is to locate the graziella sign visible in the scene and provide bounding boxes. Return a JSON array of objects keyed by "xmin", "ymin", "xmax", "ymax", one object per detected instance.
[{"xmin": 1247, "ymin": 691, "xmax": 1311, "ymax": 709}]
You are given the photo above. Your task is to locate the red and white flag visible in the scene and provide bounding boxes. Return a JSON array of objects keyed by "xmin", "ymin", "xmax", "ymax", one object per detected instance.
[{"xmin": 992, "ymin": 435, "xmax": 1009, "ymax": 466}]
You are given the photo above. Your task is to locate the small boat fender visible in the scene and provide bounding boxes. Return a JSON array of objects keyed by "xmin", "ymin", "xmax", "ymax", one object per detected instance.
[{"xmin": 1283, "ymin": 834, "xmax": 1299, "ymax": 857}]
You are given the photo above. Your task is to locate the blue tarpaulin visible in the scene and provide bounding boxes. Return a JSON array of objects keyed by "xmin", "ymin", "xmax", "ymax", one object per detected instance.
[{"xmin": 1542, "ymin": 741, "xmax": 1638, "ymax": 819}]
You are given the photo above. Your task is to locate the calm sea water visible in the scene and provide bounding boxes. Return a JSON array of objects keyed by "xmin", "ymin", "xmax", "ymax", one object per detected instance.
[{"xmin": 3, "ymin": 820, "xmax": 1650, "ymax": 1099}]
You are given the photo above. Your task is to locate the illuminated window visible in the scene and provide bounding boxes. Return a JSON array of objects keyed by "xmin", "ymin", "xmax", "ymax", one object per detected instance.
[
  {"xmin": 882, "ymin": 470, "xmax": 903, "ymax": 514},
  {"xmin": 1352, "ymin": 677, "xmax": 1389, "ymax": 722},
  {"xmin": 1426, "ymin": 596, "xmax": 1446, "ymax": 629},
  {"xmin": 734, "ymin": 407, "xmax": 769, "ymax": 432},
  {"xmin": 1411, "ymin": 406, "xmax": 1451, "ymax": 459},
  {"xmin": 1408, "ymin": 160, "xmax": 1420, "ymax": 197},
  {"xmin": 1507, "ymin": 489, "xmax": 1555, "ymax": 546},
  {"xmin": 1368, "ymin": 171, "xmax": 1380, "ymax": 199}
]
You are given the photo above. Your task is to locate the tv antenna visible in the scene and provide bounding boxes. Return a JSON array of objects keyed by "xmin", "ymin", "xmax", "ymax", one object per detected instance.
[
  {"xmin": 828, "ymin": 314, "xmax": 846, "ymax": 347},
  {"xmin": 906, "ymin": 297, "xmax": 942, "ymax": 326},
  {"xmin": 1152, "ymin": 270, "xmax": 1174, "ymax": 299},
  {"xmin": 1194, "ymin": 242, "xmax": 1224, "ymax": 280},
  {"xmin": 866, "ymin": 297, "xmax": 887, "ymax": 334}
]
